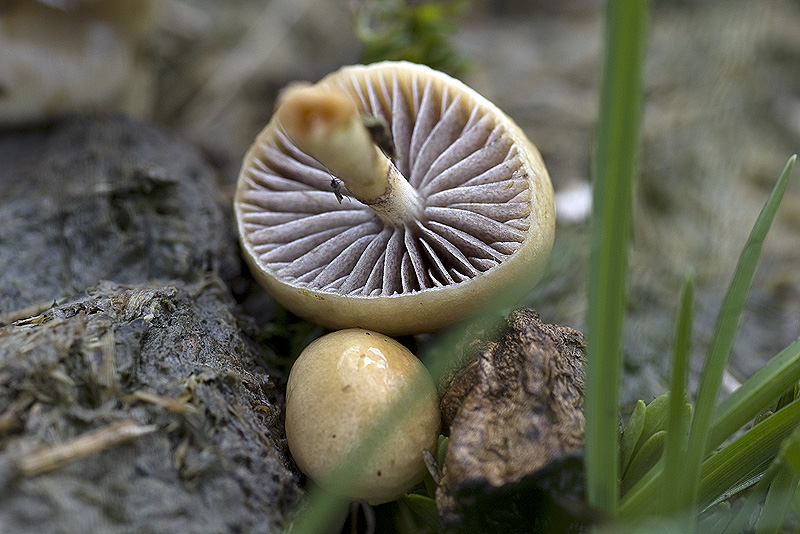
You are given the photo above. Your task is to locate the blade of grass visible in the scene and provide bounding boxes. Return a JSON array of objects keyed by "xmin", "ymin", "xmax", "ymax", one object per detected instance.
[
  {"xmin": 662, "ymin": 272, "xmax": 695, "ymax": 517},
  {"xmin": 677, "ymin": 155, "xmax": 796, "ymax": 518},
  {"xmin": 620, "ymin": 400, "xmax": 647, "ymax": 477},
  {"xmin": 698, "ymin": 503, "xmax": 735, "ymax": 534},
  {"xmin": 619, "ymin": 455, "xmax": 665, "ymax": 517},
  {"xmin": 400, "ymin": 494, "xmax": 441, "ymax": 532},
  {"xmin": 621, "ymin": 155, "xmax": 797, "ymax": 518},
  {"xmin": 723, "ymin": 423, "xmax": 800, "ymax": 534},
  {"xmin": 584, "ymin": 0, "xmax": 649, "ymax": 516},
  {"xmin": 757, "ymin": 465, "xmax": 798, "ymax": 534},
  {"xmin": 625, "ymin": 395, "xmax": 800, "ymax": 518},
  {"xmin": 722, "ymin": 461, "xmax": 777, "ymax": 534},
  {"xmin": 699, "ymin": 398, "xmax": 800, "ymax": 511},
  {"xmin": 620, "ymin": 337, "xmax": 800, "ymax": 517},
  {"xmin": 710, "ymin": 334, "xmax": 800, "ymax": 452}
]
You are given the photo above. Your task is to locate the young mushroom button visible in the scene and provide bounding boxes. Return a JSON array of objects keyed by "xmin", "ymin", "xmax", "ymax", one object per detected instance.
[
  {"xmin": 284, "ymin": 329, "xmax": 440, "ymax": 505},
  {"xmin": 235, "ymin": 61, "xmax": 555, "ymax": 335}
]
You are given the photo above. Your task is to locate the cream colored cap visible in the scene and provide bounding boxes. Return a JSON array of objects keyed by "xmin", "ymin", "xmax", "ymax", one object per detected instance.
[
  {"xmin": 285, "ymin": 329, "xmax": 440, "ymax": 505},
  {"xmin": 235, "ymin": 61, "xmax": 555, "ymax": 335}
]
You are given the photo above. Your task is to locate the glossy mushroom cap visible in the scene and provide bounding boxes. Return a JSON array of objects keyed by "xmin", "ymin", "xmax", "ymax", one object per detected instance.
[
  {"xmin": 235, "ymin": 61, "xmax": 555, "ymax": 335},
  {"xmin": 284, "ymin": 329, "xmax": 440, "ymax": 505}
]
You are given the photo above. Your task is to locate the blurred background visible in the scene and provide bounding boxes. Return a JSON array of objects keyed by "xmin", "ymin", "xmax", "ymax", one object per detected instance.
[{"xmin": 2, "ymin": 0, "xmax": 800, "ymax": 407}]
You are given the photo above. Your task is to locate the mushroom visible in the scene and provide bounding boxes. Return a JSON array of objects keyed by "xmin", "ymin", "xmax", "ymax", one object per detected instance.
[
  {"xmin": 284, "ymin": 328, "xmax": 440, "ymax": 505},
  {"xmin": 235, "ymin": 61, "xmax": 555, "ymax": 335}
]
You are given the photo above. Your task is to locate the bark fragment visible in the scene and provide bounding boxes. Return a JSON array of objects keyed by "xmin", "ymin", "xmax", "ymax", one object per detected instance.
[{"xmin": 436, "ymin": 308, "xmax": 590, "ymax": 532}]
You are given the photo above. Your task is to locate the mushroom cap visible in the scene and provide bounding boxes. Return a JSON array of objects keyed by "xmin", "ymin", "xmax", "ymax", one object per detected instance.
[
  {"xmin": 235, "ymin": 61, "xmax": 555, "ymax": 335},
  {"xmin": 285, "ymin": 328, "xmax": 440, "ymax": 505}
]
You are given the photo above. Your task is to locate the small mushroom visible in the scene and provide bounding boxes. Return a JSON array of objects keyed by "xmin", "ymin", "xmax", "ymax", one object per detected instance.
[
  {"xmin": 235, "ymin": 61, "xmax": 555, "ymax": 335},
  {"xmin": 284, "ymin": 328, "xmax": 440, "ymax": 505}
]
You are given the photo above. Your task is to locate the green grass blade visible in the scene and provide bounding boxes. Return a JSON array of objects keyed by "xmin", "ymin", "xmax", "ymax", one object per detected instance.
[
  {"xmin": 710, "ymin": 334, "xmax": 800, "ymax": 452},
  {"xmin": 584, "ymin": 0, "xmax": 649, "ymax": 516},
  {"xmin": 723, "ymin": 423, "xmax": 800, "ymax": 533},
  {"xmin": 722, "ymin": 461, "xmax": 777, "ymax": 534},
  {"xmin": 699, "ymin": 398, "xmax": 800, "ymax": 512},
  {"xmin": 401, "ymin": 494, "xmax": 441, "ymax": 532},
  {"xmin": 784, "ymin": 427, "xmax": 800, "ymax": 476},
  {"xmin": 756, "ymin": 465, "xmax": 798, "ymax": 534},
  {"xmin": 619, "ymin": 452, "xmax": 663, "ymax": 517},
  {"xmin": 625, "ymin": 397, "xmax": 800, "ymax": 519},
  {"xmin": 662, "ymin": 272, "xmax": 695, "ymax": 517},
  {"xmin": 679, "ymin": 155, "xmax": 796, "ymax": 516},
  {"xmin": 621, "ymin": 155, "xmax": 797, "ymax": 519},
  {"xmin": 620, "ymin": 400, "xmax": 647, "ymax": 476},
  {"xmin": 623, "ymin": 430, "xmax": 666, "ymax": 493},
  {"xmin": 620, "ymin": 338, "xmax": 800, "ymax": 517}
]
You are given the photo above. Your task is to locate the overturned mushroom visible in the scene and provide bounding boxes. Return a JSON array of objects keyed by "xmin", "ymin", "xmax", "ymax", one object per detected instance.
[{"xmin": 235, "ymin": 61, "xmax": 555, "ymax": 335}]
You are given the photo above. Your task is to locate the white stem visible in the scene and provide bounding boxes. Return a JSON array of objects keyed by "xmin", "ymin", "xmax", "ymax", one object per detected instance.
[
  {"xmin": 276, "ymin": 83, "xmax": 424, "ymax": 227},
  {"xmin": 370, "ymin": 165, "xmax": 425, "ymax": 226}
]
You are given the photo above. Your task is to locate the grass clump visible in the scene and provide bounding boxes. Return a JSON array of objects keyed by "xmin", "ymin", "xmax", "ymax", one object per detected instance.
[
  {"xmin": 588, "ymin": 2, "xmax": 800, "ymax": 531},
  {"xmin": 353, "ymin": 0, "xmax": 471, "ymax": 78}
]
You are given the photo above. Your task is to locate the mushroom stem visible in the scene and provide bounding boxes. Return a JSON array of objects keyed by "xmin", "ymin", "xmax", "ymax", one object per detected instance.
[{"xmin": 276, "ymin": 84, "xmax": 424, "ymax": 226}]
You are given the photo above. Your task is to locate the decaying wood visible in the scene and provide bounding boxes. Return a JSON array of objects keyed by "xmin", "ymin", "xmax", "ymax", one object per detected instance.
[
  {"xmin": 0, "ymin": 116, "xmax": 240, "ymax": 316},
  {"xmin": 436, "ymin": 308, "xmax": 589, "ymax": 532}
]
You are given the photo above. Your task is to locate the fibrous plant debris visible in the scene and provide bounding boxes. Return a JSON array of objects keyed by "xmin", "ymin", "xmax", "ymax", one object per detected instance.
[
  {"xmin": 0, "ymin": 278, "xmax": 301, "ymax": 533},
  {"xmin": 437, "ymin": 308, "xmax": 590, "ymax": 532}
]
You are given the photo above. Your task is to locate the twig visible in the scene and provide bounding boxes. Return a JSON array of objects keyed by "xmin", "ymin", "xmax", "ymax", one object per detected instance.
[{"xmin": 15, "ymin": 420, "xmax": 158, "ymax": 477}]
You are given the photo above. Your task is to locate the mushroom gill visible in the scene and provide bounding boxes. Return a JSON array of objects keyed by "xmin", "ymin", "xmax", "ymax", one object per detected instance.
[{"xmin": 235, "ymin": 61, "xmax": 554, "ymax": 335}]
